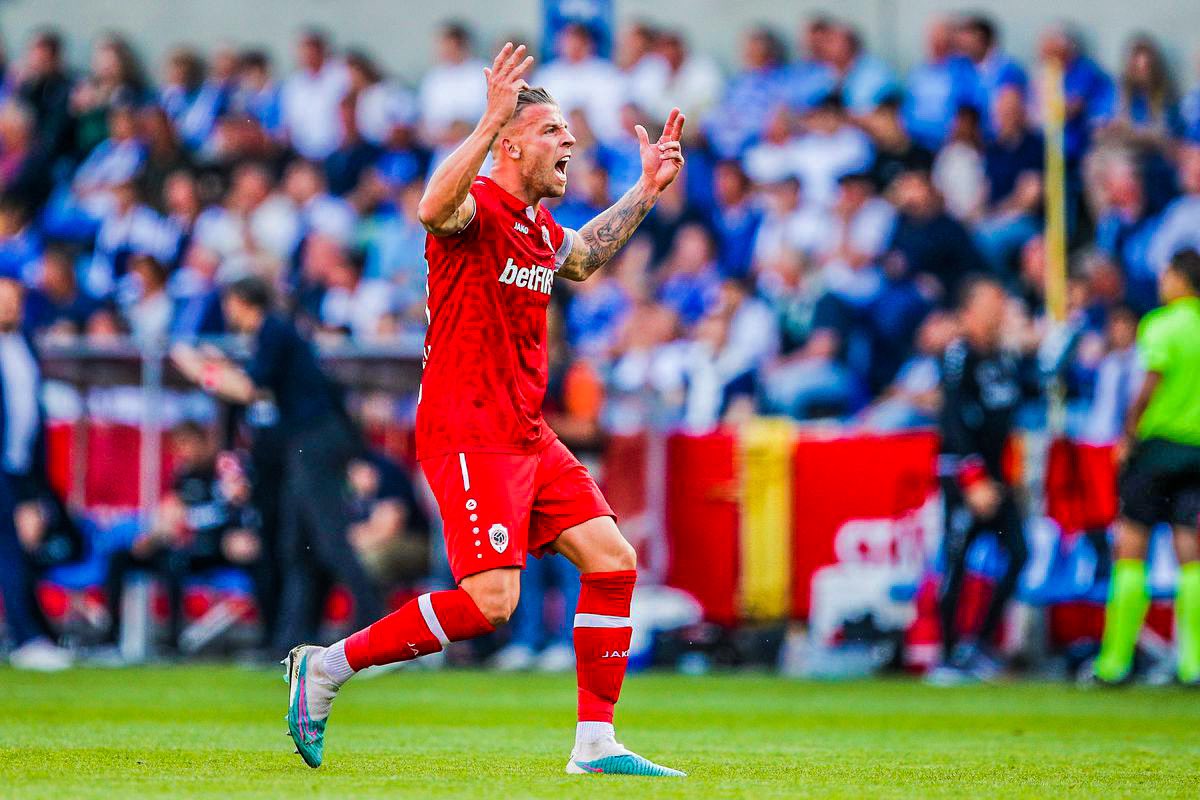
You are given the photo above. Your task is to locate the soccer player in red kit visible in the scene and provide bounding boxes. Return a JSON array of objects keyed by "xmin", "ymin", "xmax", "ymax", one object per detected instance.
[{"xmin": 285, "ymin": 43, "xmax": 687, "ymax": 777}]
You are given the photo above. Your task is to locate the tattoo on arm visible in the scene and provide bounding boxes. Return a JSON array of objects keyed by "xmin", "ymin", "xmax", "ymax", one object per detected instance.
[{"xmin": 560, "ymin": 183, "xmax": 657, "ymax": 281}]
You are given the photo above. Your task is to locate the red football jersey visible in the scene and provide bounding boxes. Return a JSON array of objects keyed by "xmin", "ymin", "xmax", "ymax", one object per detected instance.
[{"xmin": 416, "ymin": 176, "xmax": 575, "ymax": 461}]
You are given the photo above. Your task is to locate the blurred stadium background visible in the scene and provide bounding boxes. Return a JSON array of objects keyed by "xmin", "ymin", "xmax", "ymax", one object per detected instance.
[{"xmin": 0, "ymin": 0, "xmax": 1200, "ymax": 734}]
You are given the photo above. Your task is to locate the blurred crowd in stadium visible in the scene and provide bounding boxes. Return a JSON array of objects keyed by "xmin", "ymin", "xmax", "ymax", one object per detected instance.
[{"xmin": 2, "ymin": 12, "xmax": 1200, "ymax": 669}]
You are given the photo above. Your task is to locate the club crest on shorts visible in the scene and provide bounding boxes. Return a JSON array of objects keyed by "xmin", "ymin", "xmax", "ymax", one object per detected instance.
[{"xmin": 488, "ymin": 523, "xmax": 509, "ymax": 553}]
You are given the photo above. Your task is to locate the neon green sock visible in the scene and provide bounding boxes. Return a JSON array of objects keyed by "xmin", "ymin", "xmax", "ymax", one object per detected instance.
[
  {"xmin": 1175, "ymin": 562, "xmax": 1200, "ymax": 683},
  {"xmin": 1095, "ymin": 559, "xmax": 1149, "ymax": 682}
]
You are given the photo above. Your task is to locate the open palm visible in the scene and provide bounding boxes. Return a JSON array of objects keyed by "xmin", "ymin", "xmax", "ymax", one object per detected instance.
[{"xmin": 636, "ymin": 108, "xmax": 686, "ymax": 192}]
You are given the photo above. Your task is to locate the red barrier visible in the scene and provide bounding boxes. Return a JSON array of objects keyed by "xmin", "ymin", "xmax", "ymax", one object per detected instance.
[
  {"xmin": 790, "ymin": 431, "xmax": 939, "ymax": 618},
  {"xmin": 663, "ymin": 432, "xmax": 740, "ymax": 626},
  {"xmin": 1044, "ymin": 438, "xmax": 1119, "ymax": 535}
]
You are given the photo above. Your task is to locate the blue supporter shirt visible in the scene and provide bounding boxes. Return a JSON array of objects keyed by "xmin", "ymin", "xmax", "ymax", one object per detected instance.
[
  {"xmin": 973, "ymin": 50, "xmax": 1027, "ymax": 130},
  {"xmin": 1061, "ymin": 56, "xmax": 1116, "ymax": 161},
  {"xmin": 705, "ymin": 67, "xmax": 788, "ymax": 158},
  {"xmin": 904, "ymin": 55, "xmax": 981, "ymax": 148}
]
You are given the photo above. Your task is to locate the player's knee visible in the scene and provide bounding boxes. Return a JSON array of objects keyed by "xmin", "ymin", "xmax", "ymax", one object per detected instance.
[
  {"xmin": 466, "ymin": 583, "xmax": 519, "ymax": 626},
  {"xmin": 612, "ymin": 537, "xmax": 637, "ymax": 572}
]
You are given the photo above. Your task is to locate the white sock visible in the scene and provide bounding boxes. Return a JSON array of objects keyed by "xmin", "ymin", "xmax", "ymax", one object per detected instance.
[
  {"xmin": 322, "ymin": 640, "xmax": 356, "ymax": 686},
  {"xmin": 575, "ymin": 721, "xmax": 615, "ymax": 749}
]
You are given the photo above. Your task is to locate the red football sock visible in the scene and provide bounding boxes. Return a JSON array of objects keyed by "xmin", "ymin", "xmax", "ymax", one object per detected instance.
[
  {"xmin": 343, "ymin": 589, "xmax": 494, "ymax": 671},
  {"xmin": 574, "ymin": 570, "xmax": 637, "ymax": 724}
]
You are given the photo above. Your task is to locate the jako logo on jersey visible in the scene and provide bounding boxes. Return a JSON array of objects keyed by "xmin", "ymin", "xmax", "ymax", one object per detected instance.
[
  {"xmin": 602, "ymin": 649, "xmax": 630, "ymax": 658},
  {"xmin": 488, "ymin": 523, "xmax": 509, "ymax": 553},
  {"xmin": 513, "ymin": 221, "xmax": 530, "ymax": 234},
  {"xmin": 499, "ymin": 257, "xmax": 554, "ymax": 295}
]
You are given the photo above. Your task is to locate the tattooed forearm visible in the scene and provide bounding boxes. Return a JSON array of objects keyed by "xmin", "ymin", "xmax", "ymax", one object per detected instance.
[{"xmin": 559, "ymin": 181, "xmax": 659, "ymax": 281}]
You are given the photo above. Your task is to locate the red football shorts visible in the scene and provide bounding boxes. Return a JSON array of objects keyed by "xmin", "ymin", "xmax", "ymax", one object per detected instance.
[{"xmin": 421, "ymin": 439, "xmax": 615, "ymax": 582}]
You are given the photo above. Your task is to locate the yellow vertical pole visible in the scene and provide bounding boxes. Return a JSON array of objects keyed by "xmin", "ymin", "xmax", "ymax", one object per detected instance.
[{"xmin": 1042, "ymin": 60, "xmax": 1068, "ymax": 434}]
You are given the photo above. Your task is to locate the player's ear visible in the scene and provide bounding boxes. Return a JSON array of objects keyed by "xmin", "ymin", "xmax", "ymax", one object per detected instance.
[{"xmin": 498, "ymin": 135, "xmax": 521, "ymax": 160}]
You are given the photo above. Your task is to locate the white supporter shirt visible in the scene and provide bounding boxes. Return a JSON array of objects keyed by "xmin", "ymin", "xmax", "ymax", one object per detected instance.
[
  {"xmin": 1148, "ymin": 195, "xmax": 1200, "ymax": 275},
  {"xmin": 281, "ymin": 61, "xmax": 351, "ymax": 159},
  {"xmin": 419, "ymin": 59, "xmax": 488, "ymax": 138},
  {"xmin": 790, "ymin": 127, "xmax": 873, "ymax": 209},
  {"xmin": 536, "ymin": 57, "xmax": 625, "ymax": 142},
  {"xmin": 320, "ymin": 279, "xmax": 395, "ymax": 340}
]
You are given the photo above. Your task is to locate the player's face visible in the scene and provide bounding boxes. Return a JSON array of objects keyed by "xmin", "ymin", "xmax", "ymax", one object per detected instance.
[{"xmin": 511, "ymin": 104, "xmax": 575, "ymax": 199}]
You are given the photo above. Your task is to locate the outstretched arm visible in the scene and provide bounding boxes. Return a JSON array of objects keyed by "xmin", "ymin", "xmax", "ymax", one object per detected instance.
[
  {"xmin": 559, "ymin": 108, "xmax": 686, "ymax": 281},
  {"xmin": 416, "ymin": 43, "xmax": 534, "ymax": 236}
]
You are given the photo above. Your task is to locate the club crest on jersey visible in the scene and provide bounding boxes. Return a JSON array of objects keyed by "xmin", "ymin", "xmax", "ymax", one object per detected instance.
[
  {"xmin": 541, "ymin": 225, "xmax": 553, "ymax": 249},
  {"xmin": 499, "ymin": 257, "xmax": 554, "ymax": 295},
  {"xmin": 488, "ymin": 523, "xmax": 509, "ymax": 553}
]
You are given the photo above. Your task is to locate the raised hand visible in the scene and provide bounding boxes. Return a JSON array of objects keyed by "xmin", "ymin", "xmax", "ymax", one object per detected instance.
[
  {"xmin": 481, "ymin": 42, "xmax": 535, "ymax": 131},
  {"xmin": 635, "ymin": 107, "xmax": 686, "ymax": 192}
]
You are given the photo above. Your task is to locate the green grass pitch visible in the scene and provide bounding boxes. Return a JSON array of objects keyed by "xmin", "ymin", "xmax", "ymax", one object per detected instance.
[{"xmin": 2, "ymin": 665, "xmax": 1198, "ymax": 798}]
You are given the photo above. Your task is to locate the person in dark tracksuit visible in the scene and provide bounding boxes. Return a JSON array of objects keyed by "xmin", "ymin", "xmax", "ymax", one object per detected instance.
[
  {"xmin": 930, "ymin": 275, "xmax": 1030, "ymax": 683},
  {"xmin": 172, "ymin": 277, "xmax": 383, "ymax": 651}
]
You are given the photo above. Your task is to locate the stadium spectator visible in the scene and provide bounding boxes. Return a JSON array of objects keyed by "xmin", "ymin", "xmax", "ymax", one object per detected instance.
[
  {"xmin": 318, "ymin": 245, "xmax": 393, "ymax": 340},
  {"xmin": 137, "ymin": 107, "xmax": 195, "ymax": 215},
  {"xmin": 1094, "ymin": 156, "xmax": 1159, "ymax": 310},
  {"xmin": 903, "ymin": 17, "xmax": 981, "ymax": 150},
  {"xmin": 70, "ymin": 34, "xmax": 150, "ymax": 157},
  {"xmin": 192, "ymin": 161, "xmax": 292, "ymax": 278},
  {"xmin": 26, "ymin": 243, "xmax": 98, "ymax": 337},
  {"xmin": 71, "ymin": 101, "xmax": 146, "ymax": 218},
  {"xmin": 168, "ymin": 242, "xmax": 225, "ymax": 338},
  {"xmin": 1098, "ymin": 35, "xmax": 1182, "ymax": 149},
  {"xmin": 953, "ymin": 14, "xmax": 1027, "ymax": 129},
  {"xmin": 104, "ymin": 424, "xmax": 262, "ymax": 654},
  {"xmin": 0, "ymin": 196, "xmax": 42, "ymax": 286},
  {"xmin": 1082, "ymin": 304, "xmax": 1141, "ymax": 444},
  {"xmin": 280, "ymin": 29, "xmax": 350, "ymax": 160},
  {"xmin": 932, "ymin": 105, "xmax": 988, "ymax": 222},
  {"xmin": 15, "ymin": 29, "xmax": 75, "ymax": 167},
  {"xmin": 813, "ymin": 171, "xmax": 895, "ymax": 305},
  {"xmin": 709, "ymin": 160, "xmax": 762, "ymax": 277},
  {"xmin": 790, "ymin": 92, "xmax": 873, "ymax": 210},
  {"xmin": 159, "ymin": 47, "xmax": 226, "ymax": 152},
  {"xmin": 122, "ymin": 253, "xmax": 172, "ymax": 343},
  {"xmin": 1147, "ymin": 144, "xmax": 1200, "ymax": 272},
  {"xmin": 646, "ymin": 31, "xmax": 722, "ymax": 125},
  {"xmin": 344, "ymin": 452, "xmax": 430, "ymax": 588},
  {"xmin": 823, "ymin": 24, "xmax": 897, "ymax": 116},
  {"xmin": 861, "ymin": 93, "xmax": 934, "ymax": 193},
  {"xmin": 230, "ymin": 49, "xmax": 282, "ymax": 137},
  {"xmin": 976, "ymin": 86, "xmax": 1044, "ymax": 273},
  {"xmin": 418, "ymin": 22, "xmax": 487, "ymax": 144},
  {"xmin": 0, "ymin": 101, "xmax": 52, "ymax": 206},
  {"xmin": 705, "ymin": 27, "xmax": 788, "ymax": 158},
  {"xmin": 657, "ymin": 222, "xmax": 721, "ymax": 327},
  {"xmin": 345, "ymin": 50, "xmax": 414, "ymax": 149},
  {"xmin": 324, "ymin": 93, "xmax": 382, "ymax": 197},
  {"xmin": 1034, "ymin": 25, "xmax": 1115, "ymax": 163},
  {"xmin": 0, "ymin": 274, "xmax": 72, "ymax": 671},
  {"xmin": 537, "ymin": 23, "xmax": 624, "ymax": 143}
]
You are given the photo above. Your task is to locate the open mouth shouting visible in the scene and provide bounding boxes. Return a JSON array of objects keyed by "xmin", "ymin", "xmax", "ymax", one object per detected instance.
[{"xmin": 554, "ymin": 154, "xmax": 570, "ymax": 181}]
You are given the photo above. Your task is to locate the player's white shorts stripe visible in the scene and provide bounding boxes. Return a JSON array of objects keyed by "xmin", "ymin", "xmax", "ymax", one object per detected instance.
[
  {"xmin": 418, "ymin": 593, "xmax": 450, "ymax": 646},
  {"xmin": 458, "ymin": 453, "xmax": 470, "ymax": 491},
  {"xmin": 574, "ymin": 613, "xmax": 631, "ymax": 628}
]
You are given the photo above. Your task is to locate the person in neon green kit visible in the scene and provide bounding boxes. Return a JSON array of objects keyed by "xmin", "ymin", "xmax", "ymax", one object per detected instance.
[{"xmin": 1095, "ymin": 248, "xmax": 1200, "ymax": 684}]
